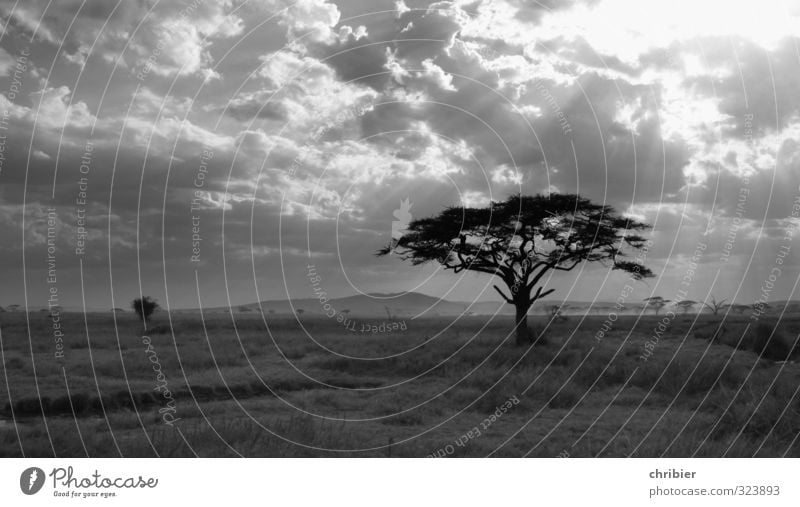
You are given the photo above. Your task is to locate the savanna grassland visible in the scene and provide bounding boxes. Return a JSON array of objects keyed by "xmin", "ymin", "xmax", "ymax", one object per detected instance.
[{"xmin": 1, "ymin": 310, "xmax": 799, "ymax": 457}]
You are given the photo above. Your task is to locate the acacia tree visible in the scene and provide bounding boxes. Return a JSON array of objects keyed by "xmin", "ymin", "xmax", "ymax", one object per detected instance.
[
  {"xmin": 132, "ymin": 297, "xmax": 159, "ymax": 327},
  {"xmin": 702, "ymin": 296, "xmax": 727, "ymax": 315},
  {"xmin": 675, "ymin": 300, "xmax": 697, "ymax": 314},
  {"xmin": 379, "ymin": 194, "xmax": 653, "ymax": 345},
  {"xmin": 644, "ymin": 296, "xmax": 670, "ymax": 315}
]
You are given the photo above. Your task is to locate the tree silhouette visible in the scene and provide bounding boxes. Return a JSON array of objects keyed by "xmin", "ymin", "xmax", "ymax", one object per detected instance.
[
  {"xmin": 132, "ymin": 297, "xmax": 159, "ymax": 327},
  {"xmin": 379, "ymin": 194, "xmax": 653, "ymax": 345},
  {"xmin": 702, "ymin": 296, "xmax": 727, "ymax": 315},
  {"xmin": 644, "ymin": 296, "xmax": 670, "ymax": 315},
  {"xmin": 675, "ymin": 300, "xmax": 697, "ymax": 314}
]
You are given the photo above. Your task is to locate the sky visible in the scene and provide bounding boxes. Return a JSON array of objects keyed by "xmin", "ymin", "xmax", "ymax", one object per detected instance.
[{"xmin": 1, "ymin": 0, "xmax": 800, "ymax": 310}]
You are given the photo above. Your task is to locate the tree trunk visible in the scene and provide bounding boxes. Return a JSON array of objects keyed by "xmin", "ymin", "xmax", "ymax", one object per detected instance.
[{"xmin": 514, "ymin": 300, "xmax": 531, "ymax": 346}]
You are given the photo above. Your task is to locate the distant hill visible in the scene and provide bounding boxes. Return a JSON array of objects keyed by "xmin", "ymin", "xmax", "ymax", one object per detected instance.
[
  {"xmin": 231, "ymin": 293, "xmax": 665, "ymax": 317},
  {"xmin": 219, "ymin": 294, "xmax": 800, "ymax": 318},
  {"xmin": 8, "ymin": 296, "xmax": 800, "ymax": 316},
  {"xmin": 244, "ymin": 292, "xmax": 469, "ymax": 318}
]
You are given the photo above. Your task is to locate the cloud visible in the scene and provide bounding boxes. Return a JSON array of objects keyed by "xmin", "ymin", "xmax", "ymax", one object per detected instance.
[
  {"xmin": 4, "ymin": 0, "xmax": 800, "ymax": 307},
  {"xmin": 30, "ymin": 86, "xmax": 97, "ymax": 130},
  {"xmin": 0, "ymin": 0, "xmax": 244, "ymax": 79},
  {"xmin": 0, "ymin": 47, "xmax": 15, "ymax": 76}
]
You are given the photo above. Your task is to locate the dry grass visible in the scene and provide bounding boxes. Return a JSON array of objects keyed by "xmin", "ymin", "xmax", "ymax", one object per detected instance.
[{"xmin": 0, "ymin": 311, "xmax": 798, "ymax": 457}]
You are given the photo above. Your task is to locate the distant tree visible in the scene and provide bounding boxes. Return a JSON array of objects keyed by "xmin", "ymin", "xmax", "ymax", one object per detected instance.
[
  {"xmin": 341, "ymin": 309, "xmax": 350, "ymax": 315},
  {"xmin": 726, "ymin": 304, "xmax": 748, "ymax": 315},
  {"xmin": 296, "ymin": 309, "xmax": 305, "ymax": 316},
  {"xmin": 702, "ymin": 296, "xmax": 727, "ymax": 315},
  {"xmin": 238, "ymin": 306, "xmax": 253, "ymax": 312},
  {"xmin": 675, "ymin": 300, "xmax": 697, "ymax": 314},
  {"xmin": 644, "ymin": 296, "xmax": 670, "ymax": 315},
  {"xmin": 546, "ymin": 304, "xmax": 566, "ymax": 321},
  {"xmin": 379, "ymin": 193, "xmax": 653, "ymax": 346},
  {"xmin": 132, "ymin": 297, "xmax": 159, "ymax": 327},
  {"xmin": 268, "ymin": 309, "xmax": 275, "ymax": 315}
]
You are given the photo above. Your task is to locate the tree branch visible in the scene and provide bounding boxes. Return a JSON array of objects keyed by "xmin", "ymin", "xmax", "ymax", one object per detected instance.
[
  {"xmin": 530, "ymin": 287, "xmax": 555, "ymax": 304},
  {"xmin": 493, "ymin": 285, "xmax": 513, "ymax": 304},
  {"xmin": 554, "ymin": 258, "xmax": 582, "ymax": 271},
  {"xmin": 526, "ymin": 261, "xmax": 553, "ymax": 291}
]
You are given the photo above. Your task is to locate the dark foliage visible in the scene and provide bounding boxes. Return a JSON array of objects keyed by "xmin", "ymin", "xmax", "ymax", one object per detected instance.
[
  {"xmin": 378, "ymin": 193, "xmax": 654, "ymax": 345},
  {"xmin": 132, "ymin": 296, "xmax": 159, "ymax": 324}
]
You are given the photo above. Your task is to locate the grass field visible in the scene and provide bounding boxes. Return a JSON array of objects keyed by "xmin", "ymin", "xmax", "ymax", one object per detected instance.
[{"xmin": 1, "ymin": 310, "xmax": 799, "ymax": 457}]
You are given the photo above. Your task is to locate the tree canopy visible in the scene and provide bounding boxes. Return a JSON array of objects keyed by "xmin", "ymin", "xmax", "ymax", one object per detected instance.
[
  {"xmin": 132, "ymin": 296, "xmax": 159, "ymax": 326},
  {"xmin": 379, "ymin": 193, "xmax": 654, "ymax": 344}
]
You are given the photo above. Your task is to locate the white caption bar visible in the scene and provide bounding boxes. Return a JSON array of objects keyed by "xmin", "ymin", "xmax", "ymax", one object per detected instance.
[{"xmin": 0, "ymin": 458, "xmax": 798, "ymax": 506}]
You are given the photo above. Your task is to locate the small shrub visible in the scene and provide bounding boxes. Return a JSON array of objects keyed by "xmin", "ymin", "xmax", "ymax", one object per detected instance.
[
  {"xmin": 227, "ymin": 383, "xmax": 254, "ymax": 398},
  {"xmin": 272, "ymin": 378, "xmax": 317, "ymax": 392},
  {"xmin": 3, "ymin": 356, "xmax": 25, "ymax": 370},
  {"xmin": 190, "ymin": 385, "xmax": 215, "ymax": 398},
  {"xmin": 13, "ymin": 396, "xmax": 50, "ymax": 416},
  {"xmin": 111, "ymin": 390, "xmax": 136, "ymax": 411},
  {"xmin": 745, "ymin": 323, "xmax": 795, "ymax": 361},
  {"xmin": 248, "ymin": 381, "xmax": 272, "ymax": 396},
  {"xmin": 48, "ymin": 396, "xmax": 71, "ymax": 415},
  {"xmin": 710, "ymin": 387, "xmax": 800, "ymax": 442},
  {"xmin": 632, "ymin": 356, "xmax": 746, "ymax": 398},
  {"xmin": 69, "ymin": 392, "xmax": 90, "ymax": 414},
  {"xmin": 135, "ymin": 391, "xmax": 158, "ymax": 408}
]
